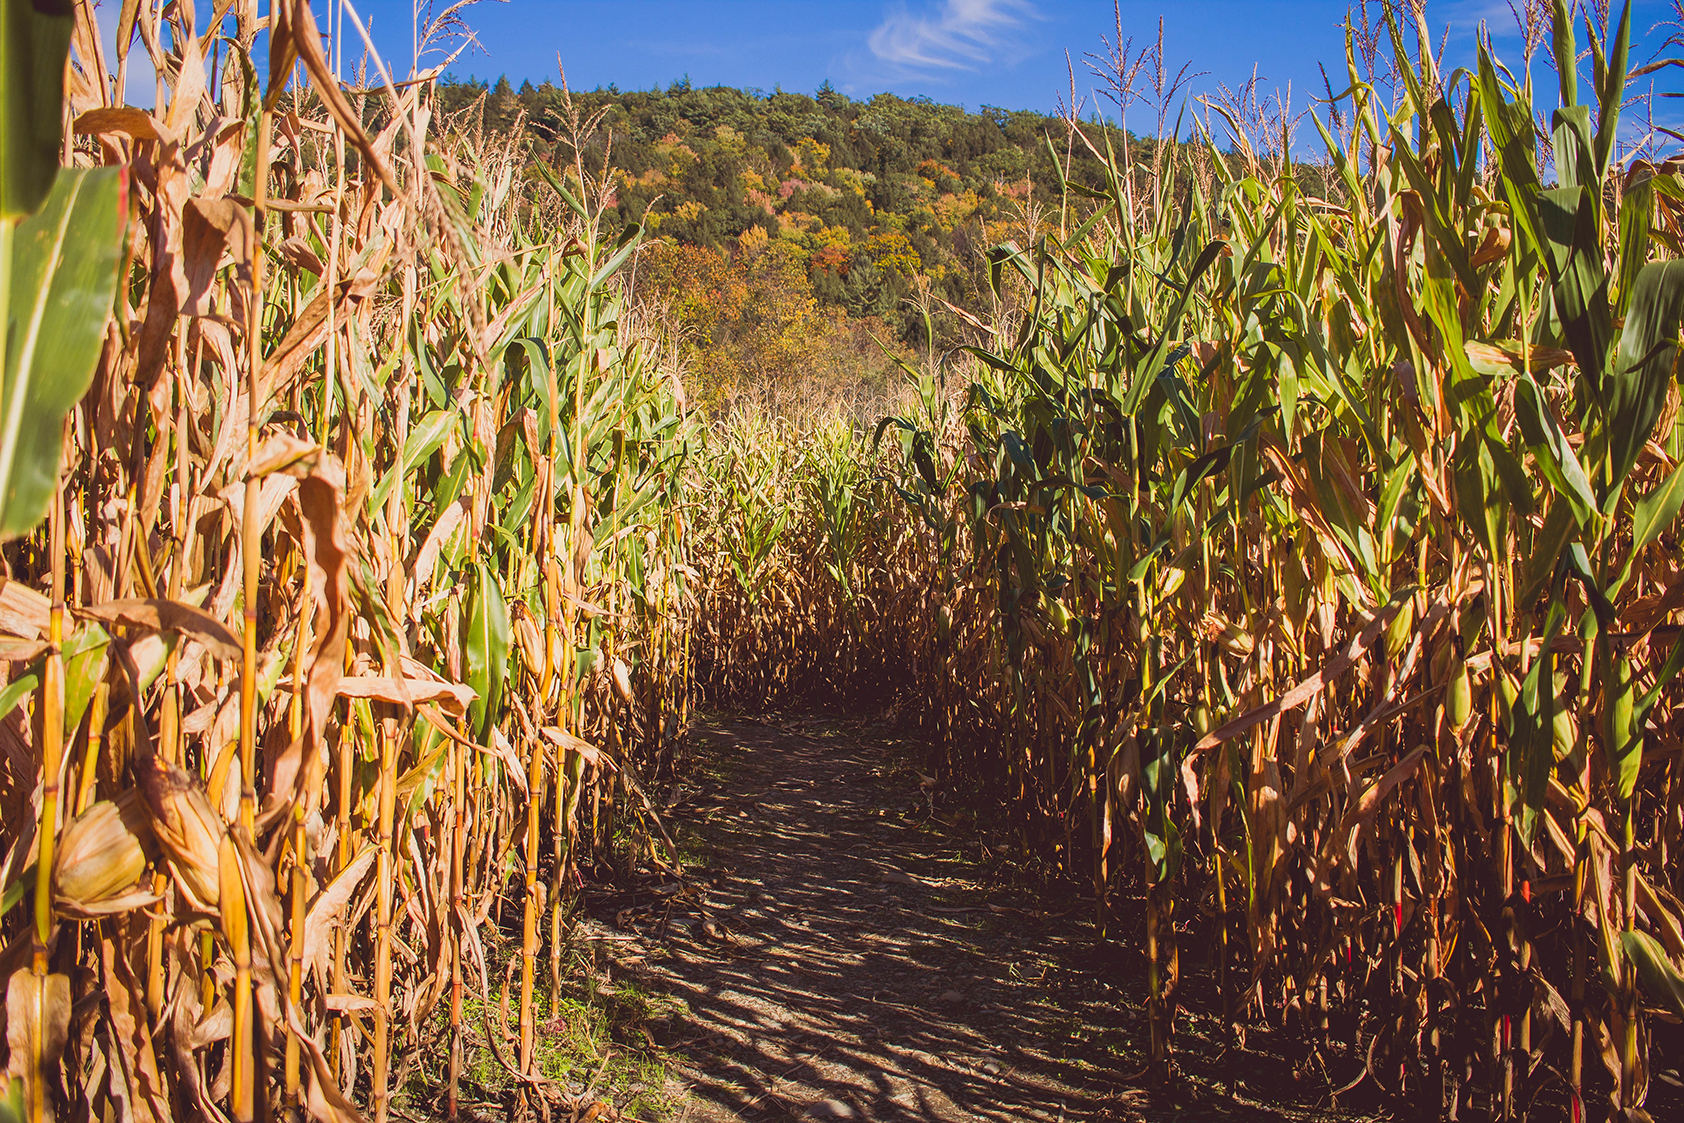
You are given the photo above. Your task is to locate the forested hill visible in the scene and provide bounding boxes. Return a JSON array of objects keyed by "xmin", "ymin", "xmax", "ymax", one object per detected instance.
[
  {"xmin": 436, "ymin": 76, "xmax": 1155, "ymax": 407},
  {"xmin": 439, "ymin": 77, "xmax": 1137, "ymax": 313}
]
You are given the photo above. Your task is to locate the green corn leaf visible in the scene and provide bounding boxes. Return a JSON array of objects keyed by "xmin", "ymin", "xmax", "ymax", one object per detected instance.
[
  {"xmin": 1507, "ymin": 602, "xmax": 1565, "ymax": 843},
  {"xmin": 1607, "ymin": 261, "xmax": 1684, "ymax": 496},
  {"xmin": 1617, "ymin": 164, "xmax": 1655, "ymax": 321},
  {"xmin": 1310, "ymin": 108, "xmax": 1364, "ymax": 206},
  {"xmin": 0, "ymin": 1075, "xmax": 22, "ymax": 1123},
  {"xmin": 0, "ymin": 861, "xmax": 32, "ymax": 919},
  {"xmin": 0, "ymin": 0, "xmax": 72, "ymax": 220},
  {"xmin": 1143, "ymin": 814, "xmax": 1181, "ymax": 886},
  {"xmin": 1598, "ymin": 640, "xmax": 1644, "ymax": 808},
  {"xmin": 1552, "ymin": 0, "xmax": 1577, "ymax": 109},
  {"xmin": 370, "ymin": 408, "xmax": 459, "ymax": 515},
  {"xmin": 1593, "ymin": 1, "xmax": 1632, "ymax": 182},
  {"xmin": 1122, "ymin": 240, "xmax": 1225, "ymax": 417},
  {"xmin": 1168, "ymin": 444, "xmax": 1233, "ymax": 514},
  {"xmin": 1537, "ymin": 185, "xmax": 1613, "ymax": 420},
  {"xmin": 0, "ymin": 674, "xmax": 37, "ymax": 726},
  {"xmin": 1, "ymin": 167, "xmax": 125, "ymax": 539},
  {"xmin": 1386, "ymin": 116, "xmax": 1476, "ymax": 297},
  {"xmin": 507, "ymin": 337, "xmax": 556, "ymax": 439},
  {"xmin": 1381, "ymin": 3, "xmax": 1428, "ymax": 119},
  {"xmin": 1278, "ymin": 347, "xmax": 1299, "ymax": 442},
  {"xmin": 1565, "ymin": 542, "xmax": 1619, "ymax": 632},
  {"xmin": 1065, "ymin": 190, "xmax": 1119, "ymax": 249},
  {"xmin": 1453, "ymin": 76, "xmax": 1485, "ymax": 206},
  {"xmin": 1377, "ymin": 452, "xmax": 1417, "ymax": 542},
  {"xmin": 1633, "ymin": 459, "xmax": 1684, "ymax": 554},
  {"xmin": 1514, "ymin": 373, "xmax": 1597, "ymax": 525},
  {"xmin": 533, "ymin": 159, "xmax": 589, "ymax": 221},
  {"xmin": 60, "ymin": 624, "xmax": 110, "ymax": 738},
  {"xmin": 464, "ymin": 562, "xmax": 510, "ymax": 745},
  {"xmin": 433, "ymin": 446, "xmax": 478, "ymax": 519},
  {"xmin": 1623, "ymin": 929, "xmax": 1684, "ymax": 1020},
  {"xmin": 588, "ymin": 223, "xmax": 643, "ymax": 293},
  {"xmin": 1419, "ymin": 255, "xmax": 1497, "ymax": 433},
  {"xmin": 1551, "ymin": 105, "xmax": 1597, "ymax": 199},
  {"xmin": 1518, "ymin": 499, "xmax": 1576, "ymax": 609},
  {"xmin": 1452, "ymin": 436, "xmax": 1504, "ymax": 561},
  {"xmin": 1486, "ymin": 436, "xmax": 1536, "ymax": 520},
  {"xmin": 1636, "ymin": 627, "xmax": 1684, "ymax": 722},
  {"xmin": 1476, "ymin": 49, "xmax": 1544, "ymax": 255},
  {"xmin": 1043, "ymin": 133, "xmax": 1067, "ymax": 196}
]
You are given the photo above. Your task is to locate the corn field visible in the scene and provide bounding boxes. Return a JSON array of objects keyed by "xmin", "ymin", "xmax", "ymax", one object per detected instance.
[
  {"xmin": 4, "ymin": 0, "xmax": 1684, "ymax": 1120},
  {"xmin": 4, "ymin": 0, "xmax": 695, "ymax": 1119},
  {"xmin": 701, "ymin": 2, "xmax": 1684, "ymax": 1118}
]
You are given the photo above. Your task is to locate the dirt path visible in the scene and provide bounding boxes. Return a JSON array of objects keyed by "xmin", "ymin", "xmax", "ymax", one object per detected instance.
[{"xmin": 577, "ymin": 714, "xmax": 1332, "ymax": 1122}]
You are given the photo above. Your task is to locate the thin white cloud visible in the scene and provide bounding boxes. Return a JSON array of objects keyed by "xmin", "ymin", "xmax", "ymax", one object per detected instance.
[{"xmin": 867, "ymin": 0, "xmax": 1039, "ymax": 74}]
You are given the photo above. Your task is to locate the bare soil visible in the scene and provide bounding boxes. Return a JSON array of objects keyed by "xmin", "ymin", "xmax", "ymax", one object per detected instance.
[{"xmin": 576, "ymin": 714, "xmax": 1373, "ymax": 1122}]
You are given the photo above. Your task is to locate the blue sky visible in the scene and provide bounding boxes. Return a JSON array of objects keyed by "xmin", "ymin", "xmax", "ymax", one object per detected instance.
[
  {"xmin": 104, "ymin": 1, "xmax": 1684, "ymax": 127},
  {"xmin": 366, "ymin": 0, "xmax": 1684, "ymax": 114}
]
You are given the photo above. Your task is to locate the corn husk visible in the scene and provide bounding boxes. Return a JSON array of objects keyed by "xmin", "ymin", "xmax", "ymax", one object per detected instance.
[
  {"xmin": 54, "ymin": 793, "xmax": 157, "ymax": 918},
  {"xmin": 136, "ymin": 756, "xmax": 226, "ymax": 915}
]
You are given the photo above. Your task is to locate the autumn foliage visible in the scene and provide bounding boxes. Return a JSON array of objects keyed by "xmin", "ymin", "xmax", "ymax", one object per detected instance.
[{"xmin": 636, "ymin": 234, "xmax": 908, "ymax": 415}]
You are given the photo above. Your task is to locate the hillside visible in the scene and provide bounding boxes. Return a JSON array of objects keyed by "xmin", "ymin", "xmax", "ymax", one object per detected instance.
[{"xmin": 436, "ymin": 77, "xmax": 1166, "ymax": 408}]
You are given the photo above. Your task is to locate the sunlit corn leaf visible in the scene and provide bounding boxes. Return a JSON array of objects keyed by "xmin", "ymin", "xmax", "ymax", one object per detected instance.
[{"xmin": 0, "ymin": 167, "xmax": 124, "ymax": 538}]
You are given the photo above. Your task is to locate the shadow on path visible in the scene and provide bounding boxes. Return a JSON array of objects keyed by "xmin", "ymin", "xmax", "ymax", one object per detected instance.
[{"xmin": 578, "ymin": 714, "xmax": 1344, "ymax": 1122}]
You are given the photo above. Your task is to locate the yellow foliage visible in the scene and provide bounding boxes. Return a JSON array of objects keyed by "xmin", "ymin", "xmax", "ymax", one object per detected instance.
[
  {"xmin": 794, "ymin": 137, "xmax": 831, "ymax": 177},
  {"xmin": 833, "ymin": 167, "xmax": 872, "ymax": 197},
  {"xmin": 934, "ymin": 189, "xmax": 982, "ymax": 231},
  {"xmin": 652, "ymin": 133, "xmax": 699, "ymax": 179},
  {"xmin": 737, "ymin": 225, "xmax": 771, "ymax": 258},
  {"xmin": 714, "ymin": 123, "xmax": 746, "ymax": 157},
  {"xmin": 866, "ymin": 230, "xmax": 921, "ymax": 278}
]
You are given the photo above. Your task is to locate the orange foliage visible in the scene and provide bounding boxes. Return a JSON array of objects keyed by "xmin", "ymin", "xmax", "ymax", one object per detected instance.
[{"xmin": 810, "ymin": 242, "xmax": 850, "ymax": 275}]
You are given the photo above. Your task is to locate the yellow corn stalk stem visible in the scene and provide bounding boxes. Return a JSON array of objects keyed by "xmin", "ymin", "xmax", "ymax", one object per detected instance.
[
  {"xmin": 520, "ymin": 729, "xmax": 544, "ymax": 1075},
  {"xmin": 24, "ymin": 473, "xmax": 69, "ymax": 1123},
  {"xmin": 330, "ymin": 697, "xmax": 354, "ymax": 1086},
  {"xmin": 73, "ymin": 683, "xmax": 107, "ymax": 818},
  {"xmin": 372, "ymin": 705, "xmax": 399, "ymax": 1123},
  {"xmin": 241, "ymin": 107, "xmax": 270, "ymax": 841},
  {"xmin": 220, "ymin": 833, "xmax": 254, "ymax": 1122},
  {"xmin": 285, "ymin": 594, "xmax": 310, "ymax": 1102},
  {"xmin": 448, "ymin": 736, "xmax": 467, "ymax": 1121},
  {"xmin": 223, "ymin": 93, "xmax": 271, "ymax": 1123}
]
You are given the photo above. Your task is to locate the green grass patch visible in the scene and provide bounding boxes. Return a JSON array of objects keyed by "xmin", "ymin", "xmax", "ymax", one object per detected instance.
[{"xmin": 397, "ymin": 937, "xmax": 684, "ymax": 1121}]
